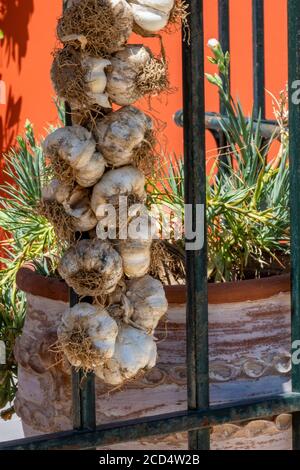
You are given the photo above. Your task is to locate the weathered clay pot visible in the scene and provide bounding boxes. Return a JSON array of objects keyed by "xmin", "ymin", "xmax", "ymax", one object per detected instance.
[{"xmin": 15, "ymin": 267, "xmax": 292, "ymax": 450}]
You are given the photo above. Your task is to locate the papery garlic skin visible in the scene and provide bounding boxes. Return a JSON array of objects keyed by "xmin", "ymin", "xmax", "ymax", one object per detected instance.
[
  {"xmin": 106, "ymin": 46, "xmax": 151, "ymax": 105},
  {"xmin": 130, "ymin": 4, "xmax": 169, "ymax": 32},
  {"xmin": 83, "ymin": 56, "xmax": 112, "ymax": 109},
  {"xmin": 84, "ymin": 57, "xmax": 111, "ymax": 93},
  {"xmin": 95, "ymin": 106, "xmax": 152, "ymax": 167},
  {"xmin": 74, "ymin": 152, "xmax": 106, "ymax": 188},
  {"xmin": 58, "ymin": 303, "xmax": 118, "ymax": 368},
  {"xmin": 136, "ymin": 0, "xmax": 175, "ymax": 13},
  {"xmin": 91, "ymin": 166, "xmax": 146, "ymax": 218},
  {"xmin": 41, "ymin": 179, "xmax": 71, "ymax": 204},
  {"xmin": 117, "ymin": 212, "xmax": 157, "ymax": 278},
  {"xmin": 63, "ymin": 186, "xmax": 97, "ymax": 232},
  {"xmin": 126, "ymin": 275, "xmax": 168, "ymax": 332},
  {"xmin": 119, "ymin": 240, "xmax": 151, "ymax": 278},
  {"xmin": 43, "ymin": 126, "xmax": 96, "ymax": 171},
  {"xmin": 58, "ymin": 239, "xmax": 123, "ymax": 296},
  {"xmin": 128, "ymin": 0, "xmax": 175, "ymax": 33},
  {"xmin": 95, "ymin": 324, "xmax": 157, "ymax": 385}
]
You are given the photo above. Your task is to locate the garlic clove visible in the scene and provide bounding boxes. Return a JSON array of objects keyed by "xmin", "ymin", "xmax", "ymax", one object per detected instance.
[
  {"xmin": 72, "ymin": 212, "xmax": 97, "ymax": 232},
  {"xmin": 119, "ymin": 240, "xmax": 152, "ymax": 278},
  {"xmin": 95, "ymin": 324, "xmax": 157, "ymax": 385},
  {"xmin": 106, "ymin": 63, "xmax": 139, "ymax": 106},
  {"xmin": 114, "ymin": 44, "xmax": 151, "ymax": 68},
  {"xmin": 95, "ymin": 106, "xmax": 152, "ymax": 167},
  {"xmin": 61, "ymin": 186, "xmax": 97, "ymax": 232},
  {"xmin": 83, "ymin": 57, "xmax": 111, "ymax": 93},
  {"xmin": 131, "ymin": 4, "xmax": 169, "ymax": 32},
  {"xmin": 91, "ymin": 165, "xmax": 146, "ymax": 217},
  {"xmin": 106, "ymin": 46, "xmax": 151, "ymax": 106},
  {"xmin": 126, "ymin": 275, "xmax": 168, "ymax": 332},
  {"xmin": 43, "ymin": 126, "xmax": 96, "ymax": 171},
  {"xmin": 87, "ymin": 91, "xmax": 112, "ymax": 109},
  {"xmin": 74, "ymin": 152, "xmax": 106, "ymax": 188}
]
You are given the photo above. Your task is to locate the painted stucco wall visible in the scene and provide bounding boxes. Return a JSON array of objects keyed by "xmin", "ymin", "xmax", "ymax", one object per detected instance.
[{"xmin": 0, "ymin": 0, "xmax": 288, "ymax": 169}]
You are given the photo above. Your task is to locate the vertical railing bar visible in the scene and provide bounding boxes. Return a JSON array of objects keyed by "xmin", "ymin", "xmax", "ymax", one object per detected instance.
[
  {"xmin": 70, "ymin": 287, "xmax": 96, "ymax": 431},
  {"xmin": 288, "ymin": 0, "xmax": 300, "ymax": 450},
  {"xmin": 218, "ymin": 0, "xmax": 230, "ymax": 113},
  {"xmin": 182, "ymin": 0, "xmax": 210, "ymax": 450},
  {"xmin": 63, "ymin": 0, "xmax": 96, "ymax": 434},
  {"xmin": 217, "ymin": 0, "xmax": 231, "ymax": 174},
  {"xmin": 252, "ymin": 0, "xmax": 266, "ymax": 118}
]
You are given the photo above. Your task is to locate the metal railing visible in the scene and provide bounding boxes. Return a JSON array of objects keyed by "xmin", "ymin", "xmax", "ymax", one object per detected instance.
[{"xmin": 1, "ymin": 0, "xmax": 300, "ymax": 451}]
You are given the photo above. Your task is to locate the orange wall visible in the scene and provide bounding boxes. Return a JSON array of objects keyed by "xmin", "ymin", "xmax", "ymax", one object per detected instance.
[{"xmin": 0, "ymin": 0, "xmax": 288, "ymax": 168}]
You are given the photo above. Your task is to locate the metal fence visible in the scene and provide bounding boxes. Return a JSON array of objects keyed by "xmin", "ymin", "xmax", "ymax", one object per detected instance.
[{"xmin": 1, "ymin": 0, "xmax": 300, "ymax": 451}]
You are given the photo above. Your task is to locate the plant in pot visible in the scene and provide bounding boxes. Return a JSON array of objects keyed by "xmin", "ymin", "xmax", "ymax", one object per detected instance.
[{"xmin": 0, "ymin": 43, "xmax": 293, "ymax": 449}]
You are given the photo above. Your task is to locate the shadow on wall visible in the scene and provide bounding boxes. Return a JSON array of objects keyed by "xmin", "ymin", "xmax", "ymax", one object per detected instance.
[
  {"xmin": 0, "ymin": 0, "xmax": 33, "ymax": 162},
  {"xmin": 0, "ymin": 0, "xmax": 34, "ymax": 71},
  {"xmin": 0, "ymin": 81, "xmax": 22, "ymax": 154}
]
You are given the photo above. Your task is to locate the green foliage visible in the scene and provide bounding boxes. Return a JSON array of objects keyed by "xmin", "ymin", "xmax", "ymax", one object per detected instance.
[
  {"xmin": 0, "ymin": 118, "xmax": 61, "ymax": 416},
  {"xmin": 149, "ymin": 44, "xmax": 290, "ymax": 282}
]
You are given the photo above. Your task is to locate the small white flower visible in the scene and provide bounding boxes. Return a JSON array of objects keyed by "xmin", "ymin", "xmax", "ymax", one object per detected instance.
[{"xmin": 207, "ymin": 38, "xmax": 220, "ymax": 50}]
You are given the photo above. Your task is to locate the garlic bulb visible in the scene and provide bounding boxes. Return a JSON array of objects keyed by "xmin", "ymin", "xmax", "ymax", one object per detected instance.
[
  {"xmin": 43, "ymin": 126, "xmax": 106, "ymax": 187},
  {"xmin": 126, "ymin": 275, "xmax": 168, "ymax": 332},
  {"xmin": 91, "ymin": 166, "xmax": 146, "ymax": 218},
  {"xmin": 82, "ymin": 56, "xmax": 112, "ymax": 109},
  {"xmin": 51, "ymin": 46, "xmax": 112, "ymax": 112},
  {"xmin": 58, "ymin": 303, "xmax": 118, "ymax": 369},
  {"xmin": 43, "ymin": 126, "xmax": 96, "ymax": 171},
  {"xmin": 95, "ymin": 106, "xmax": 152, "ymax": 167},
  {"xmin": 106, "ymin": 45, "xmax": 150, "ymax": 105},
  {"xmin": 57, "ymin": 0, "xmax": 134, "ymax": 56},
  {"xmin": 42, "ymin": 181, "xmax": 97, "ymax": 232},
  {"xmin": 106, "ymin": 45, "xmax": 167, "ymax": 105},
  {"xmin": 58, "ymin": 239, "xmax": 123, "ymax": 296},
  {"xmin": 95, "ymin": 324, "xmax": 157, "ymax": 385}
]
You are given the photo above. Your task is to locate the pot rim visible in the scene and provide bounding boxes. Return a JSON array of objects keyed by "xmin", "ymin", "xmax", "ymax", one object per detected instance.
[{"xmin": 16, "ymin": 264, "xmax": 290, "ymax": 305}]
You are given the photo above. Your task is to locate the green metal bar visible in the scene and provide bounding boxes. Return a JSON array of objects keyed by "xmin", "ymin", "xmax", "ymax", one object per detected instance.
[
  {"xmin": 66, "ymin": 115, "xmax": 96, "ymax": 432},
  {"xmin": 174, "ymin": 111, "xmax": 281, "ymax": 140},
  {"xmin": 2, "ymin": 393, "xmax": 300, "ymax": 450},
  {"xmin": 182, "ymin": 0, "xmax": 209, "ymax": 451},
  {"xmin": 252, "ymin": 0, "xmax": 266, "ymax": 118},
  {"xmin": 217, "ymin": 0, "xmax": 231, "ymax": 173},
  {"xmin": 64, "ymin": 0, "xmax": 96, "ymax": 434},
  {"xmin": 218, "ymin": 0, "xmax": 230, "ymax": 113},
  {"xmin": 288, "ymin": 0, "xmax": 300, "ymax": 451}
]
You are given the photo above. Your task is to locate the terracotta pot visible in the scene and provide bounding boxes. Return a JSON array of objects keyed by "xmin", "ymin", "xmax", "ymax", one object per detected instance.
[{"xmin": 15, "ymin": 266, "xmax": 292, "ymax": 450}]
